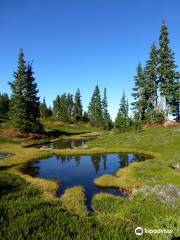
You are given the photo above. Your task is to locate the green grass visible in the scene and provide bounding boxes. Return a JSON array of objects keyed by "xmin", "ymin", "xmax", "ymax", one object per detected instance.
[
  {"xmin": 60, "ymin": 186, "xmax": 87, "ymax": 216},
  {"xmin": 0, "ymin": 172, "xmax": 143, "ymax": 240},
  {"xmin": 0, "ymin": 120, "xmax": 180, "ymax": 239}
]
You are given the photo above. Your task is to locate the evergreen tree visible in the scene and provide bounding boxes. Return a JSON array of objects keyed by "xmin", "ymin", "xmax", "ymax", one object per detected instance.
[
  {"xmin": 131, "ymin": 63, "xmax": 147, "ymax": 120},
  {"xmin": 102, "ymin": 88, "xmax": 112, "ymax": 129},
  {"xmin": 24, "ymin": 64, "xmax": 42, "ymax": 132},
  {"xmin": 0, "ymin": 93, "xmax": 10, "ymax": 116},
  {"xmin": 82, "ymin": 111, "xmax": 89, "ymax": 122},
  {"xmin": 9, "ymin": 49, "xmax": 30, "ymax": 132},
  {"xmin": 53, "ymin": 95, "xmax": 61, "ymax": 119},
  {"xmin": 9, "ymin": 49, "xmax": 42, "ymax": 133},
  {"xmin": 53, "ymin": 93, "xmax": 73, "ymax": 121},
  {"xmin": 169, "ymin": 77, "xmax": 180, "ymax": 121},
  {"xmin": 74, "ymin": 88, "xmax": 83, "ymax": 120},
  {"xmin": 40, "ymin": 97, "xmax": 52, "ymax": 118},
  {"xmin": 158, "ymin": 21, "xmax": 179, "ymax": 117},
  {"xmin": 88, "ymin": 85, "xmax": 103, "ymax": 127},
  {"xmin": 143, "ymin": 43, "xmax": 159, "ymax": 123},
  {"xmin": 67, "ymin": 93, "xmax": 74, "ymax": 118},
  {"xmin": 115, "ymin": 92, "xmax": 130, "ymax": 130},
  {"xmin": 57, "ymin": 93, "xmax": 69, "ymax": 121},
  {"xmin": 144, "ymin": 43, "xmax": 158, "ymax": 109}
]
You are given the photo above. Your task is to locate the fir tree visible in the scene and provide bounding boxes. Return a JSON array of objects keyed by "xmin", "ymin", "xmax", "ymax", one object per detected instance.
[
  {"xmin": 74, "ymin": 88, "xmax": 83, "ymax": 120},
  {"xmin": 115, "ymin": 92, "xmax": 130, "ymax": 130},
  {"xmin": 143, "ymin": 43, "xmax": 159, "ymax": 122},
  {"xmin": 131, "ymin": 63, "xmax": 147, "ymax": 120},
  {"xmin": 144, "ymin": 43, "xmax": 158, "ymax": 109},
  {"xmin": 53, "ymin": 93, "xmax": 72, "ymax": 121},
  {"xmin": 169, "ymin": 77, "xmax": 180, "ymax": 121},
  {"xmin": 53, "ymin": 95, "xmax": 61, "ymax": 119},
  {"xmin": 0, "ymin": 93, "xmax": 10, "ymax": 116},
  {"xmin": 158, "ymin": 21, "xmax": 179, "ymax": 116},
  {"xmin": 82, "ymin": 111, "xmax": 89, "ymax": 122},
  {"xmin": 88, "ymin": 85, "xmax": 103, "ymax": 127},
  {"xmin": 24, "ymin": 64, "xmax": 42, "ymax": 132},
  {"xmin": 9, "ymin": 49, "xmax": 42, "ymax": 133},
  {"xmin": 40, "ymin": 97, "xmax": 52, "ymax": 118},
  {"xmin": 9, "ymin": 49, "xmax": 30, "ymax": 132},
  {"xmin": 102, "ymin": 88, "xmax": 112, "ymax": 129},
  {"xmin": 57, "ymin": 94, "xmax": 69, "ymax": 121},
  {"xmin": 67, "ymin": 93, "xmax": 74, "ymax": 118}
]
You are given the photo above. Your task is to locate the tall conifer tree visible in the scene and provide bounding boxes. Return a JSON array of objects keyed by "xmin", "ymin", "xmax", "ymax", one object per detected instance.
[
  {"xmin": 158, "ymin": 21, "xmax": 179, "ymax": 116},
  {"xmin": 24, "ymin": 64, "xmax": 42, "ymax": 132},
  {"xmin": 131, "ymin": 63, "xmax": 147, "ymax": 120},
  {"xmin": 102, "ymin": 88, "xmax": 112, "ymax": 129},
  {"xmin": 40, "ymin": 97, "xmax": 52, "ymax": 118},
  {"xmin": 144, "ymin": 43, "xmax": 158, "ymax": 110},
  {"xmin": 9, "ymin": 49, "xmax": 30, "ymax": 132},
  {"xmin": 115, "ymin": 92, "xmax": 130, "ymax": 130},
  {"xmin": 74, "ymin": 88, "xmax": 83, "ymax": 120},
  {"xmin": 0, "ymin": 93, "xmax": 10, "ymax": 116},
  {"xmin": 88, "ymin": 85, "xmax": 103, "ymax": 127},
  {"xmin": 9, "ymin": 49, "xmax": 42, "ymax": 133}
]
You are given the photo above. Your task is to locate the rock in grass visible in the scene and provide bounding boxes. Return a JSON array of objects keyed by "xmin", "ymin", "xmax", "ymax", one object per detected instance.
[{"xmin": 171, "ymin": 163, "xmax": 180, "ymax": 170}]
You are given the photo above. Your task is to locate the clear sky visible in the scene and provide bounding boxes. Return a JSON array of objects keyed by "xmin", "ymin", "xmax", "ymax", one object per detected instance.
[{"xmin": 0, "ymin": 0, "xmax": 180, "ymax": 119}]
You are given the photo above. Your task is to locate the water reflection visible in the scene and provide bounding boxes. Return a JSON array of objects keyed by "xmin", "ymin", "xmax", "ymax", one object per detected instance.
[
  {"xmin": 23, "ymin": 153, "xmax": 150, "ymax": 210},
  {"xmin": 34, "ymin": 139, "xmax": 90, "ymax": 149}
]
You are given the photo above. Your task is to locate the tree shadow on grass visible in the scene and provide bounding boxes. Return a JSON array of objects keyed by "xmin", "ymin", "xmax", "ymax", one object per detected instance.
[
  {"xmin": 46, "ymin": 129, "xmax": 90, "ymax": 138},
  {"xmin": 0, "ymin": 172, "xmax": 25, "ymax": 199}
]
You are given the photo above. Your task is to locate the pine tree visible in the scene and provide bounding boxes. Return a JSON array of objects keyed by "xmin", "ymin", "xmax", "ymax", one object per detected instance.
[
  {"xmin": 131, "ymin": 63, "xmax": 147, "ymax": 120},
  {"xmin": 0, "ymin": 93, "xmax": 10, "ymax": 116},
  {"xmin": 158, "ymin": 21, "xmax": 179, "ymax": 117},
  {"xmin": 88, "ymin": 85, "xmax": 103, "ymax": 127},
  {"xmin": 115, "ymin": 92, "xmax": 130, "ymax": 130},
  {"xmin": 102, "ymin": 88, "xmax": 112, "ymax": 129},
  {"xmin": 9, "ymin": 49, "xmax": 42, "ymax": 133},
  {"xmin": 74, "ymin": 88, "xmax": 83, "ymax": 120}
]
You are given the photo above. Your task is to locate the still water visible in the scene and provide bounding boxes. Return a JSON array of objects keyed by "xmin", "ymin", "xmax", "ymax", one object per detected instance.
[
  {"xmin": 34, "ymin": 139, "xmax": 89, "ymax": 149},
  {"xmin": 24, "ymin": 153, "xmax": 149, "ymax": 210},
  {"xmin": 0, "ymin": 153, "xmax": 12, "ymax": 160}
]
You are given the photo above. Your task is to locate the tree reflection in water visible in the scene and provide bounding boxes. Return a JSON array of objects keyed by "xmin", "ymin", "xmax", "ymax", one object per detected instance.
[{"xmin": 23, "ymin": 153, "xmax": 151, "ymax": 211}]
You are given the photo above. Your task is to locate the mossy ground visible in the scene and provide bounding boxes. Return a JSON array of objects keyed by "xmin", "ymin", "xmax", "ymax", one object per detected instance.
[{"xmin": 0, "ymin": 120, "xmax": 180, "ymax": 239}]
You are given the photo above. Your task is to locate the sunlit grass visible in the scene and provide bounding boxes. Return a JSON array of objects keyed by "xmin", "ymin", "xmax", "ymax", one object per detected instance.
[
  {"xmin": 0, "ymin": 120, "xmax": 180, "ymax": 239},
  {"xmin": 60, "ymin": 186, "xmax": 87, "ymax": 216}
]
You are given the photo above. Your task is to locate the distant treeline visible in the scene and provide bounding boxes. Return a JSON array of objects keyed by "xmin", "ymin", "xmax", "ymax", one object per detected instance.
[{"xmin": 0, "ymin": 22, "xmax": 179, "ymax": 133}]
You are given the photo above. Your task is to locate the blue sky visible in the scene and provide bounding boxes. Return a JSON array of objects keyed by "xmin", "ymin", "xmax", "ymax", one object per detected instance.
[{"xmin": 0, "ymin": 0, "xmax": 180, "ymax": 119}]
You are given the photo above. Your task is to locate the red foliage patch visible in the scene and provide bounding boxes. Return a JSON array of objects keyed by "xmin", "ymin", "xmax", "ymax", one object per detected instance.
[{"xmin": 3, "ymin": 129, "xmax": 43, "ymax": 139}]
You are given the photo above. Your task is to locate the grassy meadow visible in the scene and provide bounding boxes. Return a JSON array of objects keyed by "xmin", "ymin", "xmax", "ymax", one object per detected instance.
[{"xmin": 0, "ymin": 119, "xmax": 180, "ymax": 239}]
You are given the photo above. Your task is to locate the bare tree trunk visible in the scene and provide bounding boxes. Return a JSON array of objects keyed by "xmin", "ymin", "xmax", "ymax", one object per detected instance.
[{"xmin": 160, "ymin": 93, "xmax": 166, "ymax": 111}]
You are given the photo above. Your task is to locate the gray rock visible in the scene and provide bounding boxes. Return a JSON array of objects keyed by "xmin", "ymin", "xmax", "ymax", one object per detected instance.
[{"xmin": 171, "ymin": 164, "xmax": 180, "ymax": 170}]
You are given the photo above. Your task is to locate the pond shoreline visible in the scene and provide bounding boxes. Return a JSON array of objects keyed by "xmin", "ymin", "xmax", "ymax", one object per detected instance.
[{"xmin": 22, "ymin": 152, "xmax": 153, "ymax": 211}]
